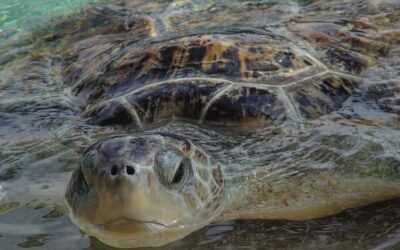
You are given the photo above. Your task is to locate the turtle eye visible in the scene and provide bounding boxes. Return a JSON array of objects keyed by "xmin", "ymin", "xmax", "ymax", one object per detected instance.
[
  {"xmin": 172, "ymin": 160, "xmax": 187, "ymax": 184},
  {"xmin": 81, "ymin": 150, "xmax": 97, "ymax": 185},
  {"xmin": 75, "ymin": 167, "xmax": 89, "ymax": 194},
  {"xmin": 154, "ymin": 148, "xmax": 191, "ymax": 187}
]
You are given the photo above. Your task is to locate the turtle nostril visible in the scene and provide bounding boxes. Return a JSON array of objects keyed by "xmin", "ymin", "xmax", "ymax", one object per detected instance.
[
  {"xmin": 110, "ymin": 165, "xmax": 118, "ymax": 176},
  {"xmin": 126, "ymin": 165, "xmax": 135, "ymax": 175}
]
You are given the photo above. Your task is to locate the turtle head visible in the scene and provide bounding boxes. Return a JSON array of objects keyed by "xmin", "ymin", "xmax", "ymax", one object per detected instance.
[{"xmin": 65, "ymin": 133, "xmax": 224, "ymax": 248}]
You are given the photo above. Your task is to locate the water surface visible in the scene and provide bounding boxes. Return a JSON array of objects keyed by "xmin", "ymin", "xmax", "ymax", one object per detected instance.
[{"xmin": 0, "ymin": 0, "xmax": 400, "ymax": 249}]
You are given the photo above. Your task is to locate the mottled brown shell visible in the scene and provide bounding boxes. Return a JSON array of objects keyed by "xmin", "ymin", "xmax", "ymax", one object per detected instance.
[{"xmin": 55, "ymin": 0, "xmax": 399, "ymax": 129}]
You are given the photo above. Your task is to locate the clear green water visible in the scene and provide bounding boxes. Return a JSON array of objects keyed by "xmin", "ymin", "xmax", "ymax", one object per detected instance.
[
  {"xmin": 0, "ymin": 0, "xmax": 101, "ymax": 32},
  {"xmin": 0, "ymin": 0, "xmax": 399, "ymax": 249}
]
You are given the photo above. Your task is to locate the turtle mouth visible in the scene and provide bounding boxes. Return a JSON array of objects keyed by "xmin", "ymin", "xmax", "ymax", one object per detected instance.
[
  {"xmin": 100, "ymin": 216, "xmax": 173, "ymax": 230},
  {"xmin": 85, "ymin": 216, "xmax": 197, "ymax": 248}
]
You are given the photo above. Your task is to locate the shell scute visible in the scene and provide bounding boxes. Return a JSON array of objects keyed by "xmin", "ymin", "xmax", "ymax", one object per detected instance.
[
  {"xmin": 288, "ymin": 21, "xmax": 389, "ymax": 74},
  {"xmin": 287, "ymin": 75, "xmax": 360, "ymax": 119},
  {"xmin": 86, "ymin": 100, "xmax": 135, "ymax": 127},
  {"xmin": 94, "ymin": 80, "xmax": 229, "ymax": 126},
  {"xmin": 326, "ymin": 47, "xmax": 371, "ymax": 74},
  {"xmin": 365, "ymin": 81, "xmax": 400, "ymax": 115},
  {"xmin": 203, "ymin": 86, "xmax": 287, "ymax": 127}
]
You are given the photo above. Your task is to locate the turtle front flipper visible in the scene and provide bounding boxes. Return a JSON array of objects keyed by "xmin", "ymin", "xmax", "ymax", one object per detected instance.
[
  {"xmin": 217, "ymin": 123, "xmax": 400, "ymax": 222},
  {"xmin": 220, "ymin": 170, "xmax": 400, "ymax": 221}
]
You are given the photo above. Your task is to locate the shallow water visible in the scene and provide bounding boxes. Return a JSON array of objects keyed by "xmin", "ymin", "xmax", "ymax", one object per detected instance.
[{"xmin": 0, "ymin": 0, "xmax": 400, "ymax": 249}]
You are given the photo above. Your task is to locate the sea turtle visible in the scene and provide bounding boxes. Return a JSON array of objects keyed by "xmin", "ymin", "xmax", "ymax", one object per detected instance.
[{"xmin": 7, "ymin": 0, "xmax": 398, "ymax": 248}]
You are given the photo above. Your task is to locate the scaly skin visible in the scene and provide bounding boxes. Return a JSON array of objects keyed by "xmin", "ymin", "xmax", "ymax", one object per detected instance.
[
  {"xmin": 65, "ymin": 134, "xmax": 224, "ymax": 247},
  {"xmin": 65, "ymin": 129, "xmax": 400, "ymax": 248}
]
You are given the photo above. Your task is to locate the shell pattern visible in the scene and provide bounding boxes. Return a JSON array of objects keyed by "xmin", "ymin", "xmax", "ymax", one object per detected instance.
[{"xmin": 47, "ymin": 1, "xmax": 399, "ymax": 130}]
